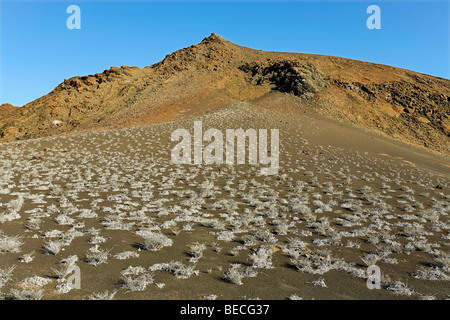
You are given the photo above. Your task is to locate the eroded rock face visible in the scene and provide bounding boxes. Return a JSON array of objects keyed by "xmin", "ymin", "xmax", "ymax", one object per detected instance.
[
  {"xmin": 239, "ymin": 60, "xmax": 328, "ymax": 98},
  {"xmin": 333, "ymin": 79, "xmax": 450, "ymax": 137}
]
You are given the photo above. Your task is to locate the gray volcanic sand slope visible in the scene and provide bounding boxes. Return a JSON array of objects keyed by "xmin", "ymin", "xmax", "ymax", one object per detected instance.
[{"xmin": 0, "ymin": 94, "xmax": 448, "ymax": 300}]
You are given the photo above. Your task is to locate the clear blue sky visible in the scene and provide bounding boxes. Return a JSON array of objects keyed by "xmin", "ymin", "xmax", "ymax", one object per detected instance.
[{"xmin": 1, "ymin": 0, "xmax": 449, "ymax": 106}]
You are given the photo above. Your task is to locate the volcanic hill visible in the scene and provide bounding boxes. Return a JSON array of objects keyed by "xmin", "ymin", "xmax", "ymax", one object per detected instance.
[{"xmin": 1, "ymin": 33, "xmax": 449, "ymax": 155}]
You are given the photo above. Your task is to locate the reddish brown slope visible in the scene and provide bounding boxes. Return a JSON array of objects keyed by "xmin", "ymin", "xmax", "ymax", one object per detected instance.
[{"xmin": 0, "ymin": 33, "xmax": 449, "ymax": 154}]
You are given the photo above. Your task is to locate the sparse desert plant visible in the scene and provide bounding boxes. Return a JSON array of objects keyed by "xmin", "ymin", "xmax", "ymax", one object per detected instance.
[
  {"xmin": 412, "ymin": 267, "xmax": 450, "ymax": 281},
  {"xmin": 21, "ymin": 276, "xmax": 52, "ymax": 288},
  {"xmin": 282, "ymin": 238, "xmax": 308, "ymax": 258},
  {"xmin": 274, "ymin": 221, "xmax": 289, "ymax": 235},
  {"xmin": 0, "ymin": 266, "xmax": 15, "ymax": 288},
  {"xmin": 50, "ymin": 185, "xmax": 65, "ymax": 197},
  {"xmin": 343, "ymin": 241, "xmax": 361, "ymax": 248},
  {"xmin": 380, "ymin": 183, "xmax": 391, "ymax": 190},
  {"xmin": 434, "ymin": 253, "xmax": 450, "ymax": 269},
  {"xmin": 416, "ymin": 209, "xmax": 440, "ymax": 222},
  {"xmin": 114, "ymin": 251, "xmax": 139, "ymax": 260},
  {"xmin": 249, "ymin": 246, "xmax": 274, "ymax": 269},
  {"xmin": 88, "ymin": 235, "xmax": 107, "ymax": 244},
  {"xmin": 419, "ymin": 295, "xmax": 436, "ymax": 300},
  {"xmin": 229, "ymin": 245, "xmax": 245, "ymax": 257},
  {"xmin": 188, "ymin": 243, "xmax": 207, "ymax": 263},
  {"xmin": 253, "ymin": 229, "xmax": 278, "ymax": 244},
  {"xmin": 55, "ymin": 214, "xmax": 75, "ymax": 225},
  {"xmin": 366, "ymin": 234, "xmax": 380, "ymax": 245},
  {"xmin": 223, "ymin": 265, "xmax": 245, "ymax": 285},
  {"xmin": 166, "ymin": 260, "xmax": 198, "ymax": 279},
  {"xmin": 140, "ymin": 232, "xmax": 173, "ymax": 251},
  {"xmin": 121, "ymin": 266, "xmax": 147, "ymax": 276},
  {"xmin": 308, "ymin": 277, "xmax": 327, "ymax": 288},
  {"xmin": 87, "ymin": 290, "xmax": 117, "ymax": 300},
  {"xmin": 43, "ymin": 240, "xmax": 65, "ymax": 255},
  {"xmin": 213, "ymin": 245, "xmax": 222, "ymax": 254},
  {"xmin": 2, "ymin": 288, "xmax": 44, "ymax": 300},
  {"xmin": 101, "ymin": 214, "xmax": 134, "ymax": 230},
  {"xmin": 182, "ymin": 223, "xmax": 194, "ymax": 231},
  {"xmin": 399, "ymin": 186, "xmax": 414, "ymax": 194},
  {"xmin": 358, "ymin": 186, "xmax": 372, "ymax": 194},
  {"xmin": 340, "ymin": 199, "xmax": 363, "ymax": 213},
  {"xmin": 51, "ymin": 265, "xmax": 73, "ymax": 281},
  {"xmin": 85, "ymin": 248, "xmax": 110, "ymax": 266},
  {"xmin": 401, "ymin": 223, "xmax": 425, "ymax": 237},
  {"xmin": 287, "ymin": 294, "xmax": 303, "ymax": 300},
  {"xmin": 78, "ymin": 209, "xmax": 98, "ymax": 218},
  {"xmin": 361, "ymin": 253, "xmax": 381, "ymax": 266},
  {"xmin": 120, "ymin": 273, "xmax": 154, "ymax": 292},
  {"xmin": 8, "ymin": 196, "xmax": 24, "ymax": 212},
  {"xmin": 385, "ymin": 280, "xmax": 414, "ymax": 296},
  {"xmin": 216, "ymin": 230, "xmax": 235, "ymax": 242},
  {"xmin": 26, "ymin": 217, "xmax": 41, "ymax": 230},
  {"xmin": 161, "ymin": 220, "xmax": 176, "ymax": 229},
  {"xmin": 18, "ymin": 251, "xmax": 35, "ymax": 263},
  {"xmin": 200, "ymin": 218, "xmax": 225, "ymax": 230},
  {"xmin": 0, "ymin": 232, "xmax": 23, "ymax": 253},
  {"xmin": 290, "ymin": 250, "xmax": 333, "ymax": 275},
  {"xmin": 0, "ymin": 210, "xmax": 20, "ymax": 223}
]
